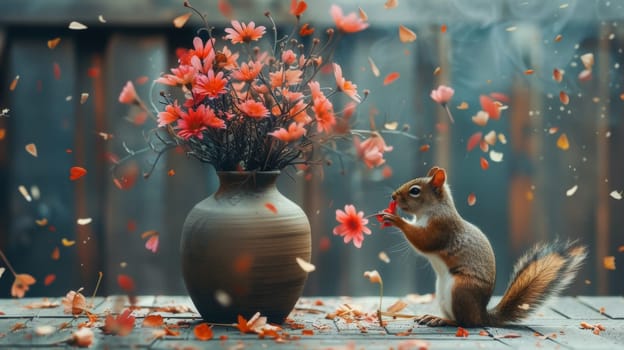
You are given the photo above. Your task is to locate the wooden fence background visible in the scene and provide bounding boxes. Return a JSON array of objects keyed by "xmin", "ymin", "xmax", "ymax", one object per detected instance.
[{"xmin": 0, "ymin": 0, "xmax": 622, "ymax": 298}]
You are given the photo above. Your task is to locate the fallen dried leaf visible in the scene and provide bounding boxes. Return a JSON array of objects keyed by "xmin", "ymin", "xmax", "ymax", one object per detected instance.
[
  {"xmin": 557, "ymin": 133, "xmax": 570, "ymax": 150},
  {"xmin": 143, "ymin": 314, "xmax": 164, "ymax": 328},
  {"xmin": 47, "ymin": 37, "xmax": 61, "ymax": 49},
  {"xmin": 456, "ymin": 327, "xmax": 469, "ymax": 337},
  {"xmin": 194, "ymin": 322, "xmax": 214, "ymax": 340}
]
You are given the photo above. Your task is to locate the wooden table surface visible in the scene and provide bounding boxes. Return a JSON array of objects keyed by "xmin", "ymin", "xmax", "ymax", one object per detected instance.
[{"xmin": 0, "ymin": 295, "xmax": 622, "ymax": 349}]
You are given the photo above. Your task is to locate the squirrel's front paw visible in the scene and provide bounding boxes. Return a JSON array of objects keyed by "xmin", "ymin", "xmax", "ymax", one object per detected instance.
[{"xmin": 381, "ymin": 213, "xmax": 401, "ymax": 226}]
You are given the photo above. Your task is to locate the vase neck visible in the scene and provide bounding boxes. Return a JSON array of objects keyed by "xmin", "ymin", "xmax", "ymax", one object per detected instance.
[{"xmin": 216, "ymin": 171, "xmax": 280, "ymax": 195}]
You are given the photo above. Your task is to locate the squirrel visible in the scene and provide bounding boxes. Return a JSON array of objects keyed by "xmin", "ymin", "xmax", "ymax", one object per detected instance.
[{"xmin": 381, "ymin": 166, "xmax": 587, "ymax": 327}]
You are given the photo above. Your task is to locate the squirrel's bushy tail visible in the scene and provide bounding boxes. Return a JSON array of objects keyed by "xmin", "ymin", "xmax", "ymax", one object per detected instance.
[{"xmin": 488, "ymin": 240, "xmax": 586, "ymax": 326}]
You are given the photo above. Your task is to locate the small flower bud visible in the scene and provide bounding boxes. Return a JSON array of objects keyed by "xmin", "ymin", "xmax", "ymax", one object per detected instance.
[
  {"xmin": 326, "ymin": 28, "xmax": 335, "ymax": 36},
  {"xmin": 264, "ymin": 11, "xmax": 271, "ymax": 17},
  {"xmin": 313, "ymin": 38, "xmax": 320, "ymax": 45}
]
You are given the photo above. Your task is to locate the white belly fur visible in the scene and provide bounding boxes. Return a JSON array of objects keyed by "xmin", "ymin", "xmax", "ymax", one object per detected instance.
[{"xmin": 424, "ymin": 253, "xmax": 455, "ymax": 320}]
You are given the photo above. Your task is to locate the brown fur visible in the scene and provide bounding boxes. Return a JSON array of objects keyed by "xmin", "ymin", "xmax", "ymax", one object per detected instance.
[{"xmin": 383, "ymin": 167, "xmax": 587, "ymax": 327}]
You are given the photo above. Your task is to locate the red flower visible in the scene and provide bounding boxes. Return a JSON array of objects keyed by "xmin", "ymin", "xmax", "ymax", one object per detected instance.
[
  {"xmin": 333, "ymin": 204, "xmax": 371, "ymax": 248},
  {"xmin": 290, "ymin": 0, "xmax": 307, "ymax": 17},
  {"xmin": 157, "ymin": 102, "xmax": 182, "ymax": 127},
  {"xmin": 192, "ymin": 37, "xmax": 215, "ymax": 60},
  {"xmin": 238, "ymin": 100, "xmax": 269, "ymax": 119},
  {"xmin": 375, "ymin": 200, "xmax": 397, "ymax": 228},
  {"xmin": 177, "ymin": 105, "xmax": 225, "ymax": 139},
  {"xmin": 224, "ymin": 20, "xmax": 266, "ymax": 44},
  {"xmin": 193, "ymin": 70, "xmax": 228, "ymax": 99},
  {"xmin": 330, "ymin": 5, "xmax": 369, "ymax": 34},
  {"xmin": 312, "ymin": 97, "xmax": 335, "ymax": 133},
  {"xmin": 231, "ymin": 61, "xmax": 263, "ymax": 81},
  {"xmin": 155, "ymin": 65, "xmax": 196, "ymax": 86}
]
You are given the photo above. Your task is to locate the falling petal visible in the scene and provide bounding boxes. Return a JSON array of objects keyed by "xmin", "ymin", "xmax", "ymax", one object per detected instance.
[
  {"xmin": 467, "ymin": 132, "xmax": 483, "ymax": 152},
  {"xmin": 51, "ymin": 247, "xmax": 60, "ymax": 260},
  {"xmin": 18, "ymin": 185, "xmax": 32, "ymax": 202},
  {"xmin": 498, "ymin": 133, "xmax": 508, "ymax": 144},
  {"xmin": 578, "ymin": 69, "xmax": 592, "ymax": 81},
  {"xmin": 419, "ymin": 144, "xmax": 430, "ymax": 152},
  {"xmin": 173, "ymin": 13, "xmax": 192, "ymax": 28},
  {"xmin": 43, "ymin": 274, "xmax": 56, "ymax": 286},
  {"xmin": 560, "ymin": 91, "xmax": 570, "ymax": 105},
  {"xmin": 218, "ymin": 0, "xmax": 234, "ymax": 19},
  {"xmin": 363, "ymin": 270, "xmax": 382, "ymax": 284},
  {"xmin": 215, "ymin": 289, "xmax": 232, "ymax": 307},
  {"xmin": 480, "ymin": 157, "xmax": 489, "ymax": 170},
  {"xmin": 554, "ymin": 34, "xmax": 563, "ymax": 42},
  {"xmin": 566, "ymin": 185, "xmax": 578, "ymax": 197},
  {"xmin": 557, "ymin": 133, "xmax": 570, "ymax": 150},
  {"xmin": 383, "ymin": 72, "xmax": 400, "ymax": 85},
  {"xmin": 47, "ymin": 37, "xmax": 61, "ymax": 49},
  {"xmin": 472, "ymin": 111, "xmax": 489, "ymax": 126},
  {"xmin": 480, "ymin": 95, "xmax": 500, "ymax": 119},
  {"xmin": 580, "ymin": 53, "xmax": 594, "ymax": 70},
  {"xmin": 0, "ymin": 128, "xmax": 5, "ymax": 140},
  {"xmin": 25, "ymin": 143, "xmax": 37, "ymax": 157},
  {"xmin": 467, "ymin": 193, "xmax": 477, "ymax": 206},
  {"xmin": 358, "ymin": 7, "xmax": 368, "ymax": 21},
  {"xmin": 296, "ymin": 257, "xmax": 316, "ymax": 272},
  {"xmin": 80, "ymin": 93, "xmax": 89, "ymax": 104},
  {"xmin": 378, "ymin": 251, "xmax": 390, "ymax": 263},
  {"xmin": 484, "ymin": 131, "xmax": 497, "ymax": 145},
  {"xmin": 68, "ymin": 21, "xmax": 88, "ymax": 30},
  {"xmin": 35, "ymin": 218, "xmax": 48, "ymax": 226},
  {"xmin": 524, "ymin": 69, "xmax": 535, "ymax": 75},
  {"xmin": 384, "ymin": 0, "xmax": 398, "ymax": 9},
  {"xmin": 610, "ymin": 191, "xmax": 622, "ymax": 200},
  {"xmin": 77, "ymin": 218, "xmax": 92, "ymax": 225},
  {"xmin": 479, "ymin": 140, "xmax": 489, "ymax": 153},
  {"xmin": 489, "ymin": 150, "xmax": 503, "ymax": 162},
  {"xmin": 264, "ymin": 202, "xmax": 278, "ymax": 214},
  {"xmin": 384, "ymin": 121, "xmax": 398, "ymax": 130},
  {"xmin": 98, "ymin": 15, "xmax": 107, "ymax": 23},
  {"xmin": 603, "ymin": 256, "xmax": 616, "ymax": 270},
  {"xmin": 553, "ymin": 68, "xmax": 564, "ymax": 82},
  {"xmin": 53, "ymin": 62, "xmax": 61, "ymax": 80},
  {"xmin": 69, "ymin": 166, "xmax": 87, "ymax": 180},
  {"xmin": 456, "ymin": 102, "xmax": 469, "ymax": 110},
  {"xmin": 10, "ymin": 75, "xmax": 20, "ymax": 91},
  {"xmin": 548, "ymin": 127, "xmax": 559, "ymax": 134},
  {"xmin": 441, "ymin": 24, "xmax": 447, "ymax": 33},
  {"xmin": 368, "ymin": 57, "xmax": 380, "ymax": 77},
  {"xmin": 168, "ymin": 169, "xmax": 176, "ymax": 176},
  {"xmin": 398, "ymin": 25, "xmax": 417, "ymax": 43},
  {"xmin": 433, "ymin": 67, "xmax": 441, "ymax": 75},
  {"xmin": 62, "ymin": 238, "xmax": 76, "ymax": 247},
  {"xmin": 117, "ymin": 274, "xmax": 136, "ymax": 292},
  {"xmin": 194, "ymin": 323, "xmax": 214, "ymax": 341}
]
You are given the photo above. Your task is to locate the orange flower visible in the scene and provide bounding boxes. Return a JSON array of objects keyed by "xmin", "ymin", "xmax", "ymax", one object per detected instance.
[
  {"xmin": 238, "ymin": 100, "xmax": 269, "ymax": 119},
  {"xmin": 312, "ymin": 97, "xmax": 335, "ymax": 133},
  {"xmin": 330, "ymin": 5, "xmax": 369, "ymax": 33},
  {"xmin": 281, "ymin": 49, "xmax": 297, "ymax": 65},
  {"xmin": 118, "ymin": 81, "xmax": 138, "ymax": 104},
  {"xmin": 11, "ymin": 273, "xmax": 36, "ymax": 298},
  {"xmin": 192, "ymin": 37, "xmax": 215, "ymax": 60},
  {"xmin": 269, "ymin": 68, "xmax": 302, "ymax": 88},
  {"xmin": 224, "ymin": 20, "xmax": 266, "ymax": 44},
  {"xmin": 269, "ymin": 123, "xmax": 307, "ymax": 142},
  {"xmin": 333, "ymin": 204, "xmax": 371, "ymax": 248},
  {"xmin": 333, "ymin": 63, "xmax": 361, "ymax": 102},
  {"xmin": 231, "ymin": 61, "xmax": 263, "ymax": 81},
  {"xmin": 289, "ymin": 100, "xmax": 312, "ymax": 124},
  {"xmin": 155, "ymin": 65, "xmax": 196, "ymax": 86},
  {"xmin": 157, "ymin": 102, "xmax": 182, "ymax": 127},
  {"xmin": 193, "ymin": 69, "xmax": 228, "ymax": 99}
]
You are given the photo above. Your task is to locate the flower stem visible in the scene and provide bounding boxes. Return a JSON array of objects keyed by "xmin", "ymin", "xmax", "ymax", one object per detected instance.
[
  {"xmin": 443, "ymin": 103, "xmax": 455, "ymax": 124},
  {"xmin": 377, "ymin": 280, "xmax": 384, "ymax": 328},
  {"xmin": 0, "ymin": 248, "xmax": 17, "ymax": 277}
]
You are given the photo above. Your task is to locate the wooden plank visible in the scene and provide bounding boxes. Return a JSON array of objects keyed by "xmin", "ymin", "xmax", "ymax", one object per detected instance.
[
  {"xmin": 530, "ymin": 321, "xmax": 624, "ymax": 350},
  {"xmin": 486, "ymin": 326, "xmax": 562, "ymax": 349},
  {"xmin": 549, "ymin": 297, "xmax": 609, "ymax": 320},
  {"xmin": 152, "ymin": 295, "xmax": 200, "ymax": 319},
  {"xmin": 578, "ymin": 296, "xmax": 624, "ymax": 319}
]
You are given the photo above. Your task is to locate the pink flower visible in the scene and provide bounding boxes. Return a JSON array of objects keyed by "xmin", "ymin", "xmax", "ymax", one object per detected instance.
[
  {"xmin": 269, "ymin": 123, "xmax": 307, "ymax": 142},
  {"xmin": 118, "ymin": 81, "xmax": 138, "ymax": 104},
  {"xmin": 224, "ymin": 20, "xmax": 266, "ymax": 44},
  {"xmin": 312, "ymin": 97, "xmax": 335, "ymax": 133},
  {"xmin": 333, "ymin": 63, "xmax": 361, "ymax": 102},
  {"xmin": 281, "ymin": 50, "xmax": 297, "ymax": 65},
  {"xmin": 193, "ymin": 70, "xmax": 229, "ymax": 99},
  {"xmin": 269, "ymin": 68, "xmax": 302, "ymax": 88},
  {"xmin": 238, "ymin": 100, "xmax": 269, "ymax": 119},
  {"xmin": 192, "ymin": 37, "xmax": 215, "ymax": 60},
  {"xmin": 155, "ymin": 65, "xmax": 196, "ymax": 86},
  {"xmin": 430, "ymin": 85, "xmax": 455, "ymax": 105},
  {"xmin": 157, "ymin": 102, "xmax": 182, "ymax": 127},
  {"xmin": 177, "ymin": 105, "xmax": 225, "ymax": 140},
  {"xmin": 354, "ymin": 132, "xmax": 393, "ymax": 168},
  {"xmin": 231, "ymin": 61, "xmax": 263, "ymax": 81},
  {"xmin": 330, "ymin": 5, "xmax": 369, "ymax": 34},
  {"xmin": 333, "ymin": 204, "xmax": 371, "ymax": 248}
]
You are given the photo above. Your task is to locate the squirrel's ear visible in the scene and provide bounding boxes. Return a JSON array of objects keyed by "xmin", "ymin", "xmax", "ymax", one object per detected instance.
[
  {"xmin": 429, "ymin": 168, "xmax": 446, "ymax": 188},
  {"xmin": 427, "ymin": 166, "xmax": 440, "ymax": 177}
]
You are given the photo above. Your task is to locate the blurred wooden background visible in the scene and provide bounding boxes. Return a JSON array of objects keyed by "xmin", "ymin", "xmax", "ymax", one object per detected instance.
[{"xmin": 0, "ymin": 0, "xmax": 622, "ymax": 298}]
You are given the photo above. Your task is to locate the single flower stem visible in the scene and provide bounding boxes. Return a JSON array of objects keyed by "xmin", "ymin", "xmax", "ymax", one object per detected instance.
[
  {"xmin": 443, "ymin": 103, "xmax": 455, "ymax": 124},
  {"xmin": 377, "ymin": 281, "xmax": 384, "ymax": 328},
  {"xmin": 91, "ymin": 271, "xmax": 103, "ymax": 307},
  {"xmin": 0, "ymin": 248, "xmax": 17, "ymax": 277}
]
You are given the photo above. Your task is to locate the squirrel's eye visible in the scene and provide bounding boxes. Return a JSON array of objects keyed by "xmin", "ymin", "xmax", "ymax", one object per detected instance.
[{"xmin": 408, "ymin": 185, "xmax": 421, "ymax": 197}]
